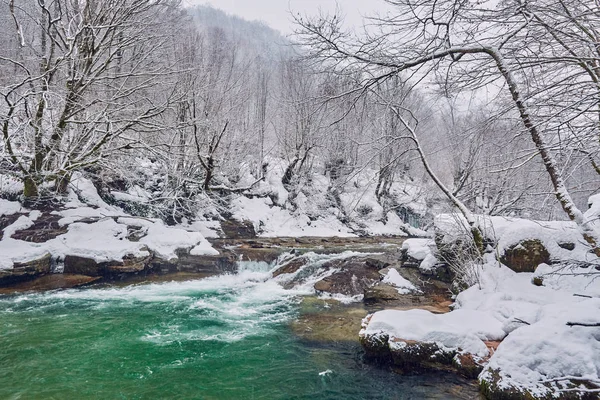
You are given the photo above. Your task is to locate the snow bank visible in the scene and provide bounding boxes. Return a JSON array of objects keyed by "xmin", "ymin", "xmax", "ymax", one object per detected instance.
[
  {"xmin": 0, "ymin": 174, "xmax": 217, "ymax": 270},
  {"xmin": 361, "ymin": 308, "xmax": 505, "ymax": 357},
  {"xmin": 434, "ymin": 213, "xmax": 598, "ymax": 265},
  {"xmin": 454, "ymin": 259, "xmax": 600, "ymax": 397},
  {"xmin": 0, "ymin": 199, "xmax": 22, "ymax": 217},
  {"xmin": 230, "ymin": 196, "xmax": 356, "ymax": 237},
  {"xmin": 222, "ymin": 156, "xmax": 426, "ymax": 237},
  {"xmin": 481, "ymin": 299, "xmax": 600, "ymax": 397}
]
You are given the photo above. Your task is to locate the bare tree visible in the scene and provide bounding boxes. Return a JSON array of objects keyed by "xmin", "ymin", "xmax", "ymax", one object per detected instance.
[
  {"xmin": 294, "ymin": 0, "xmax": 600, "ymax": 255},
  {"xmin": 1, "ymin": 0, "xmax": 183, "ymax": 199}
]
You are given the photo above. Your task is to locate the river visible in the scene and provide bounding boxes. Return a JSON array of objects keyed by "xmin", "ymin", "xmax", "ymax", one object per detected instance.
[{"xmin": 0, "ymin": 255, "xmax": 480, "ymax": 399}]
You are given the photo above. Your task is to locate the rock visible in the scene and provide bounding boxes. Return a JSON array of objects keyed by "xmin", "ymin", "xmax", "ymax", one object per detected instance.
[
  {"xmin": 0, "ymin": 253, "xmax": 52, "ymax": 285},
  {"xmin": 153, "ymin": 250, "xmax": 237, "ymax": 275},
  {"xmin": 557, "ymin": 241, "xmax": 575, "ymax": 251},
  {"xmin": 10, "ymin": 213, "xmax": 68, "ymax": 243},
  {"xmin": 500, "ymin": 239, "xmax": 550, "ymax": 273},
  {"xmin": 389, "ymin": 339, "xmax": 454, "ymax": 369},
  {"xmin": 363, "ymin": 283, "xmax": 403, "ymax": 304},
  {"xmin": 453, "ymin": 353, "xmax": 484, "ymax": 379},
  {"xmin": 64, "ymin": 255, "xmax": 102, "ymax": 276},
  {"xmin": 365, "ymin": 258, "xmax": 391, "ymax": 270},
  {"xmin": 312, "ymin": 258, "xmax": 381, "ymax": 296},
  {"xmin": 220, "ymin": 219, "xmax": 256, "ymax": 239},
  {"xmin": 0, "ymin": 274, "xmax": 102, "ymax": 294},
  {"xmin": 105, "ymin": 254, "xmax": 152, "ymax": 274},
  {"xmin": 272, "ymin": 256, "xmax": 308, "ymax": 277},
  {"xmin": 0, "ymin": 213, "xmax": 23, "ymax": 240}
]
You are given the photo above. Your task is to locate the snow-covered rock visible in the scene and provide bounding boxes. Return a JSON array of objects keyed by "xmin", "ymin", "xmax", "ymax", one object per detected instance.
[{"xmin": 381, "ymin": 268, "xmax": 420, "ymax": 294}]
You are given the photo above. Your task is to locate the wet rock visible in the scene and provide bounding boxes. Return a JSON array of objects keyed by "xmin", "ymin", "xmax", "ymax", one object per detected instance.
[
  {"xmin": 0, "ymin": 274, "xmax": 101, "ymax": 294},
  {"xmin": 500, "ymin": 239, "xmax": 550, "ymax": 273},
  {"xmin": 105, "ymin": 254, "xmax": 152, "ymax": 274},
  {"xmin": 232, "ymin": 246, "xmax": 281, "ymax": 264},
  {"xmin": 272, "ymin": 256, "xmax": 308, "ymax": 277},
  {"xmin": 220, "ymin": 219, "xmax": 256, "ymax": 239},
  {"xmin": 290, "ymin": 297, "xmax": 368, "ymax": 343},
  {"xmin": 313, "ymin": 258, "xmax": 382, "ymax": 296},
  {"xmin": 0, "ymin": 253, "xmax": 52, "ymax": 284},
  {"xmin": 365, "ymin": 258, "xmax": 391, "ymax": 270},
  {"xmin": 363, "ymin": 283, "xmax": 403, "ymax": 304},
  {"xmin": 362, "ymin": 334, "xmax": 488, "ymax": 379},
  {"xmin": 389, "ymin": 339, "xmax": 454, "ymax": 369},
  {"xmin": 153, "ymin": 250, "xmax": 237, "ymax": 275}
]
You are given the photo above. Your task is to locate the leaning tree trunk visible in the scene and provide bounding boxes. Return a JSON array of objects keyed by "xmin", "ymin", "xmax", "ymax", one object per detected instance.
[{"xmin": 487, "ymin": 47, "xmax": 600, "ymax": 257}]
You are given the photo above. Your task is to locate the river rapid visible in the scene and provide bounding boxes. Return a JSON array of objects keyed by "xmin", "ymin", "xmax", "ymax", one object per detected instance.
[{"xmin": 0, "ymin": 255, "xmax": 480, "ymax": 399}]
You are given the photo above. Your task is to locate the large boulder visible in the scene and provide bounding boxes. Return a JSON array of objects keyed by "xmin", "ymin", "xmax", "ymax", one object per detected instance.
[{"xmin": 500, "ymin": 239, "xmax": 550, "ymax": 273}]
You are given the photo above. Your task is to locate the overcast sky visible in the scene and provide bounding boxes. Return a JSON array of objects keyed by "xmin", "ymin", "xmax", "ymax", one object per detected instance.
[{"xmin": 186, "ymin": 0, "xmax": 385, "ymax": 34}]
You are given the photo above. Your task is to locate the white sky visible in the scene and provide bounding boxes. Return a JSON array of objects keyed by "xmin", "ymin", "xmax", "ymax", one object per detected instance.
[{"xmin": 186, "ymin": 0, "xmax": 385, "ymax": 34}]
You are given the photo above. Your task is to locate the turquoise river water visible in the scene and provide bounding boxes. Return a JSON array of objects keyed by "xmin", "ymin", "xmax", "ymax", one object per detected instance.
[{"xmin": 0, "ymin": 261, "xmax": 479, "ymax": 399}]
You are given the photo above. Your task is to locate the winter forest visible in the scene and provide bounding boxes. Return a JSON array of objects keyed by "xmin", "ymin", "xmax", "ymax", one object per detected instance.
[{"xmin": 0, "ymin": 0, "xmax": 599, "ymax": 399}]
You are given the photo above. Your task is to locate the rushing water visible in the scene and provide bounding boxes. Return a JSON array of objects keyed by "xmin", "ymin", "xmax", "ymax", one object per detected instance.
[{"xmin": 0, "ymin": 258, "xmax": 478, "ymax": 399}]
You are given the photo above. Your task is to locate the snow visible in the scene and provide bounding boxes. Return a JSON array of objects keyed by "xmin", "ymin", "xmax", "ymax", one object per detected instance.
[
  {"xmin": 230, "ymin": 195, "xmax": 356, "ymax": 237},
  {"xmin": 361, "ymin": 308, "xmax": 506, "ymax": 357},
  {"xmin": 0, "ymin": 174, "xmax": 23, "ymax": 196},
  {"xmin": 401, "ymin": 238, "xmax": 440, "ymax": 272},
  {"xmin": 453, "ymin": 258, "xmax": 600, "ymax": 396},
  {"xmin": 0, "ymin": 199, "xmax": 22, "ymax": 217},
  {"xmin": 382, "ymin": 268, "xmax": 420, "ymax": 294},
  {"xmin": 435, "ymin": 213, "xmax": 599, "ymax": 265},
  {"xmin": 0, "ymin": 174, "xmax": 218, "ymax": 270},
  {"xmin": 362, "ymin": 228, "xmax": 600, "ymax": 398},
  {"xmin": 223, "ymin": 156, "xmax": 426, "ymax": 237},
  {"xmin": 401, "ymin": 238, "xmax": 432, "ymax": 261}
]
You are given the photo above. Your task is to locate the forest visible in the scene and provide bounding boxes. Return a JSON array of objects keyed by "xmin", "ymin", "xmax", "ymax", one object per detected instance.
[{"xmin": 0, "ymin": 1, "xmax": 598, "ymax": 399}]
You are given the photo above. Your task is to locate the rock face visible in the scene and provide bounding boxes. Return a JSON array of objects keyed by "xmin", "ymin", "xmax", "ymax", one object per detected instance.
[
  {"xmin": 152, "ymin": 251, "xmax": 237, "ymax": 275},
  {"xmin": 500, "ymin": 239, "xmax": 550, "ymax": 273},
  {"xmin": 64, "ymin": 255, "xmax": 103, "ymax": 276},
  {"xmin": 0, "ymin": 253, "xmax": 52, "ymax": 284}
]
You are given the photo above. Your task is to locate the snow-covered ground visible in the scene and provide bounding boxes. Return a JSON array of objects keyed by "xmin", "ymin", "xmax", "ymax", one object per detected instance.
[
  {"xmin": 362, "ymin": 210, "xmax": 600, "ymax": 398},
  {"xmin": 0, "ymin": 173, "xmax": 217, "ymax": 270},
  {"xmin": 185, "ymin": 157, "xmax": 428, "ymax": 238}
]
